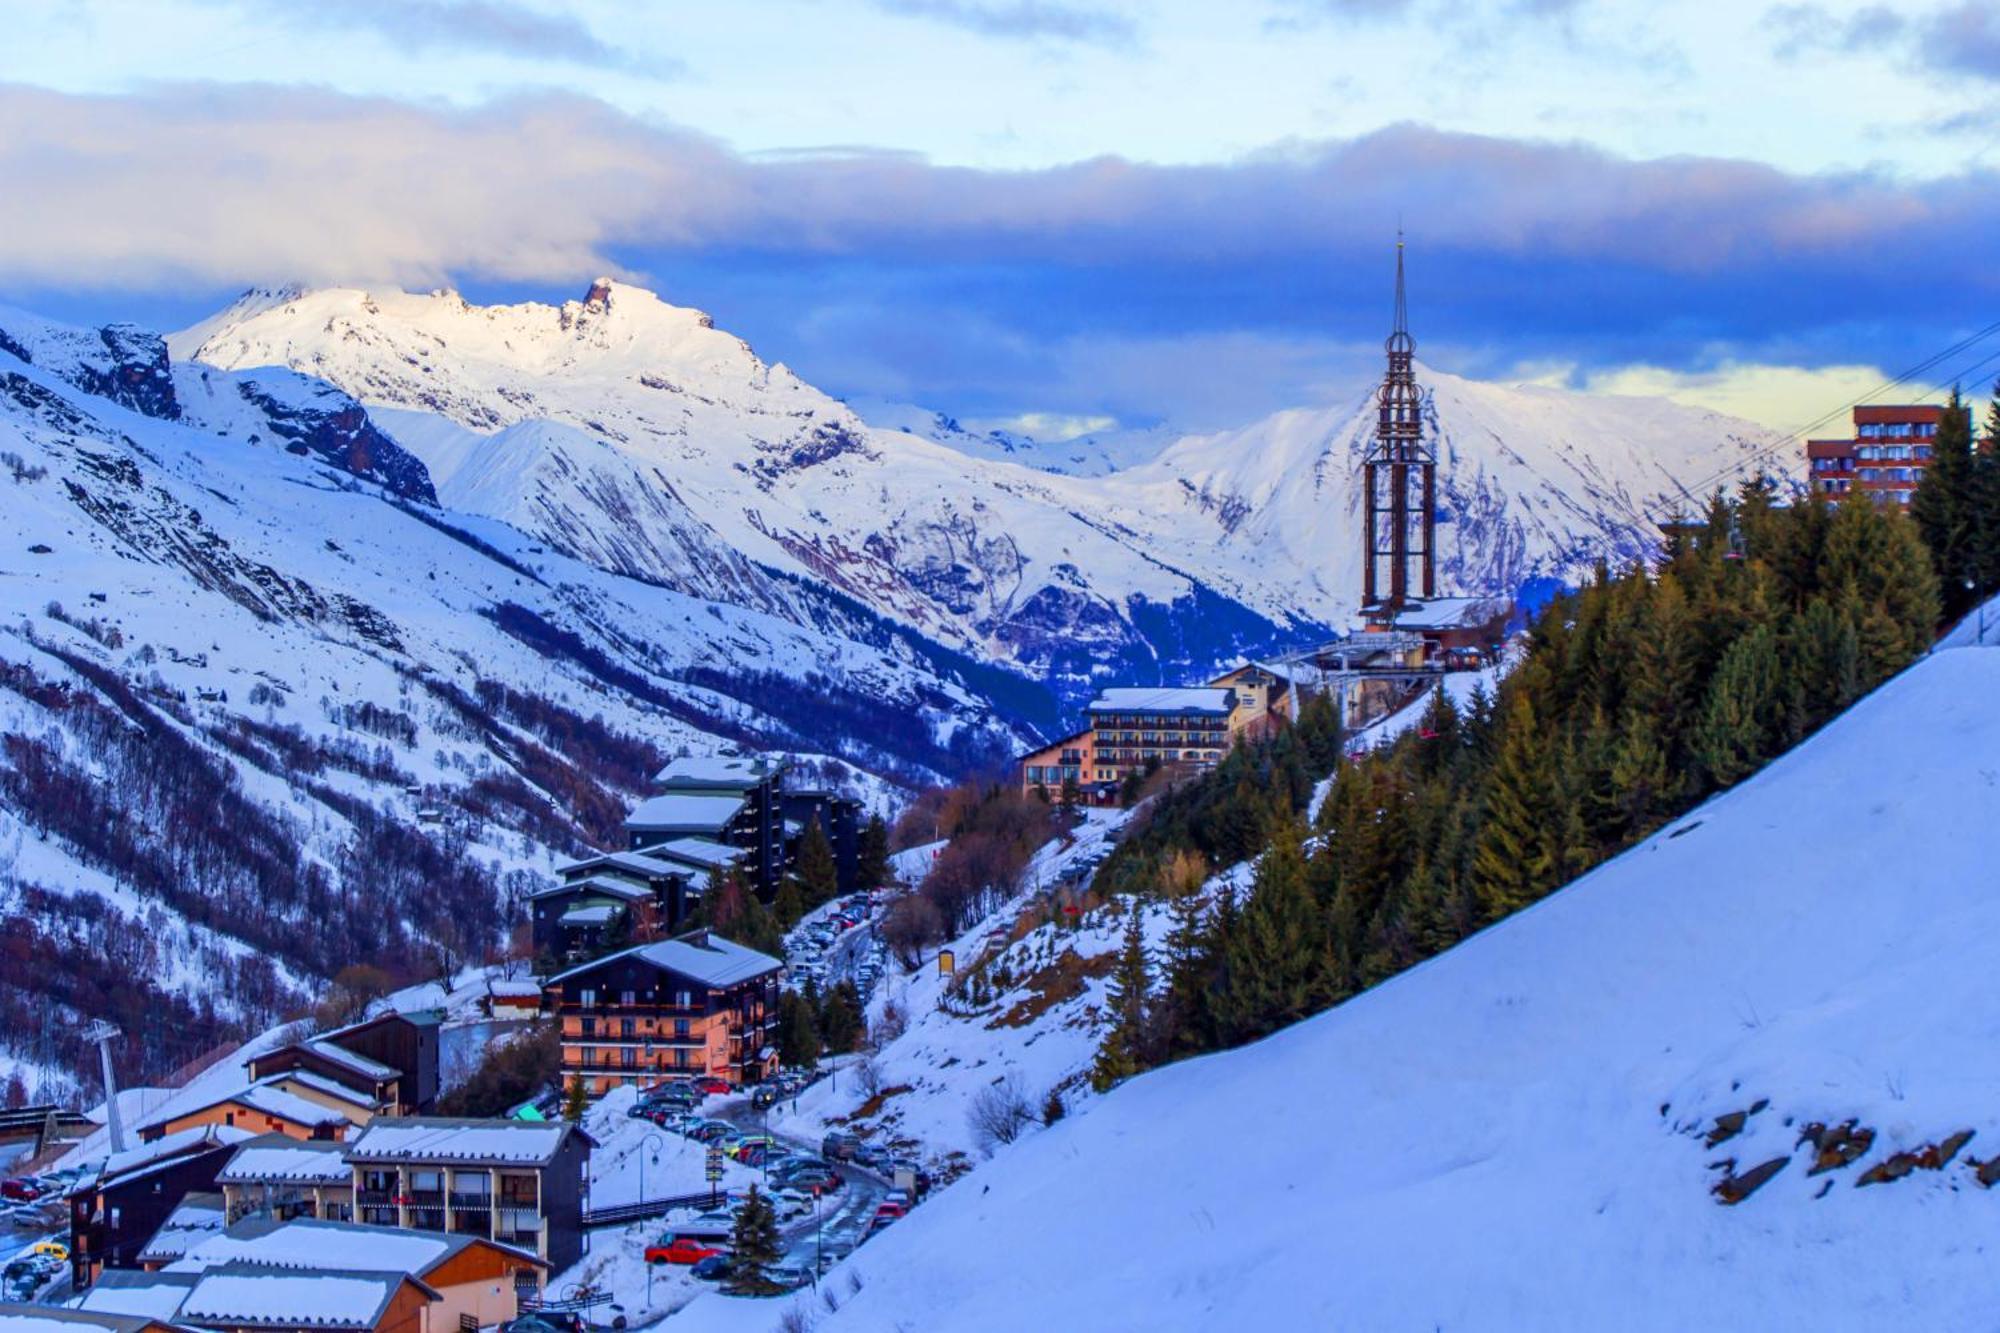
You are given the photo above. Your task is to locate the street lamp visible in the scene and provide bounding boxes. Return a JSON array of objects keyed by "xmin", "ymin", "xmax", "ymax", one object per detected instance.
[{"xmin": 636, "ymin": 1131, "xmax": 665, "ymax": 1207}]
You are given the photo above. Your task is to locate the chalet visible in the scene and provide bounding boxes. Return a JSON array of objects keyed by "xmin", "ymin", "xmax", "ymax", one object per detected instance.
[
  {"xmin": 214, "ymin": 1135, "xmax": 354, "ymax": 1224},
  {"xmin": 1018, "ymin": 727, "xmax": 1104, "ymax": 805},
  {"xmin": 0, "ymin": 1305, "xmax": 180, "ymax": 1333},
  {"xmin": 484, "ymin": 980, "xmax": 542, "ymax": 1020},
  {"xmin": 68, "ymin": 1125, "xmax": 254, "ymax": 1288},
  {"xmin": 342, "ymin": 1118, "xmax": 593, "ymax": 1272},
  {"xmin": 246, "ymin": 1011, "xmax": 442, "ymax": 1117},
  {"xmin": 134, "ymin": 1074, "xmax": 373, "ymax": 1145},
  {"xmin": 543, "ymin": 931, "xmax": 783, "ymax": 1098},
  {"xmin": 1208, "ymin": 662, "xmax": 1299, "ymax": 740},
  {"xmin": 172, "ymin": 1217, "xmax": 547, "ymax": 1330}
]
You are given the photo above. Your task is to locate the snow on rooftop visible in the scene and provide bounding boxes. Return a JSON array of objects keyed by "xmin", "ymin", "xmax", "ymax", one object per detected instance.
[
  {"xmin": 651, "ymin": 755, "xmax": 780, "ymax": 789},
  {"xmin": 178, "ymin": 1264, "xmax": 415, "ymax": 1328},
  {"xmin": 533, "ymin": 874, "xmax": 651, "ymax": 903},
  {"xmin": 640, "ymin": 837, "xmax": 747, "ymax": 870},
  {"xmin": 1086, "ymin": 686, "xmax": 1233, "ymax": 714},
  {"xmin": 172, "ymin": 1218, "xmax": 472, "ymax": 1277},
  {"xmin": 1383, "ymin": 595, "xmax": 1512, "ymax": 629},
  {"xmin": 70, "ymin": 1271, "xmax": 199, "ymax": 1321},
  {"xmin": 560, "ymin": 904, "xmax": 617, "ymax": 926},
  {"xmin": 548, "ymin": 932, "xmax": 781, "ymax": 989},
  {"xmin": 623, "ymin": 792, "xmax": 745, "ymax": 832},
  {"xmin": 344, "ymin": 1117, "xmax": 571, "ymax": 1166},
  {"xmin": 137, "ymin": 1193, "xmax": 226, "ymax": 1263},
  {"xmin": 552, "ymin": 849, "xmax": 684, "ymax": 879},
  {"xmin": 215, "ymin": 1137, "xmax": 351, "ymax": 1185},
  {"xmin": 98, "ymin": 1124, "xmax": 252, "ymax": 1184}
]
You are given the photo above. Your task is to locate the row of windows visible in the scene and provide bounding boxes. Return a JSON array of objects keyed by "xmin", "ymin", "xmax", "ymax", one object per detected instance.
[
  {"xmin": 1857, "ymin": 445, "xmax": 1931, "ymax": 461},
  {"xmin": 580, "ymin": 1015, "xmax": 693, "ymax": 1039},
  {"xmin": 577, "ymin": 986, "xmax": 699, "ymax": 1008},
  {"xmin": 1857, "ymin": 422, "xmax": 1937, "ymax": 439},
  {"xmin": 1024, "ymin": 764, "xmax": 1084, "ymax": 784},
  {"xmin": 1858, "ymin": 467, "xmax": 1920, "ymax": 482},
  {"xmin": 1090, "ymin": 714, "xmax": 1228, "ymax": 728}
]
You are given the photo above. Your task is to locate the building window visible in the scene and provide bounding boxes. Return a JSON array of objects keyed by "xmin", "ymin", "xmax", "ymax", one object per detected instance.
[
  {"xmin": 579, "ymin": 988, "xmax": 597, "ymax": 1007},
  {"xmin": 675, "ymin": 1019, "xmax": 690, "ymax": 1039},
  {"xmin": 620, "ymin": 990, "xmax": 636, "ymax": 1006}
]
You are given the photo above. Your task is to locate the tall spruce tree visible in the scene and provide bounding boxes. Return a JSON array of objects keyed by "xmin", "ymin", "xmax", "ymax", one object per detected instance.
[
  {"xmin": 791, "ymin": 817, "xmax": 839, "ymax": 910},
  {"xmin": 1470, "ymin": 693, "xmax": 1562, "ymax": 922},
  {"xmin": 1213, "ymin": 828, "xmax": 1326, "ymax": 1044},
  {"xmin": 856, "ymin": 813, "xmax": 891, "ymax": 890},
  {"xmin": 1911, "ymin": 388, "xmax": 1979, "ymax": 620},
  {"xmin": 1692, "ymin": 624, "xmax": 1781, "ymax": 787},
  {"xmin": 1090, "ymin": 902, "xmax": 1153, "ymax": 1091},
  {"xmin": 727, "ymin": 1186, "xmax": 784, "ymax": 1291}
]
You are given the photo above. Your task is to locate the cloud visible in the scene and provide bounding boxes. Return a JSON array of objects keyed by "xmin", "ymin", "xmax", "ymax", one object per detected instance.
[
  {"xmin": 1764, "ymin": 3, "xmax": 1906, "ymax": 59},
  {"xmin": 223, "ymin": 0, "xmax": 655, "ymax": 71},
  {"xmin": 1517, "ymin": 359, "xmax": 1911, "ymax": 433},
  {"xmin": 872, "ymin": 0, "xmax": 1136, "ymax": 46},
  {"xmin": 1924, "ymin": 1, "xmax": 2000, "ymax": 78},
  {"xmin": 6, "ymin": 81, "xmax": 1999, "ymax": 423}
]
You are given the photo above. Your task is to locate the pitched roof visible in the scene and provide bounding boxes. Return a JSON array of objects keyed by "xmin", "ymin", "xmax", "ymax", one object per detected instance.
[
  {"xmin": 551, "ymin": 849, "xmax": 684, "ymax": 879},
  {"xmin": 545, "ymin": 931, "xmax": 782, "ymax": 990},
  {"xmin": 531, "ymin": 874, "xmax": 652, "ymax": 904},
  {"xmin": 343, "ymin": 1117, "xmax": 589, "ymax": 1167},
  {"xmin": 560, "ymin": 904, "xmax": 618, "ymax": 926},
  {"xmin": 0, "ymin": 1301, "xmax": 177, "ymax": 1333},
  {"xmin": 1383, "ymin": 595, "xmax": 1510, "ymax": 629},
  {"xmin": 637, "ymin": 837, "xmax": 747, "ymax": 872},
  {"xmin": 69, "ymin": 1272, "xmax": 199, "ymax": 1322},
  {"xmin": 136, "ymin": 1077, "xmax": 359, "ymax": 1137},
  {"xmin": 651, "ymin": 755, "xmax": 783, "ymax": 790},
  {"xmin": 215, "ymin": 1135, "xmax": 351, "ymax": 1186},
  {"xmin": 170, "ymin": 1216, "xmax": 545, "ymax": 1277},
  {"xmin": 94, "ymin": 1124, "xmax": 252, "ymax": 1190},
  {"xmin": 261, "ymin": 1069, "xmax": 379, "ymax": 1112},
  {"xmin": 624, "ymin": 792, "xmax": 745, "ymax": 833},
  {"xmin": 1087, "ymin": 686, "xmax": 1234, "ymax": 715},
  {"xmin": 136, "ymin": 1192, "xmax": 227, "ymax": 1265},
  {"xmin": 176, "ymin": 1262, "xmax": 438, "ymax": 1330}
]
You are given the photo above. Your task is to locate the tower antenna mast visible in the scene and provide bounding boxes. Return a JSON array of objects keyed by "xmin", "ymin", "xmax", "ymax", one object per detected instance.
[{"xmin": 1362, "ymin": 232, "xmax": 1436, "ymax": 617}]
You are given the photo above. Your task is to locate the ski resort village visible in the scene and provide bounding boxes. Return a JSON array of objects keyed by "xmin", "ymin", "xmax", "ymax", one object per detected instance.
[{"xmin": 5, "ymin": 4, "xmax": 2000, "ymax": 1329}]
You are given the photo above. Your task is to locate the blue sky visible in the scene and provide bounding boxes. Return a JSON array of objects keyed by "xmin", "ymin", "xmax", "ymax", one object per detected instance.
[{"xmin": 4, "ymin": 0, "xmax": 1999, "ymax": 432}]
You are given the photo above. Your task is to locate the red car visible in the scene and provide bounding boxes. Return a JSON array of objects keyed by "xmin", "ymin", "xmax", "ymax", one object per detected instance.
[
  {"xmin": 645, "ymin": 1237, "xmax": 723, "ymax": 1265},
  {"xmin": 873, "ymin": 1201, "xmax": 907, "ymax": 1222},
  {"xmin": 693, "ymin": 1076, "xmax": 731, "ymax": 1096},
  {"xmin": 0, "ymin": 1179, "xmax": 42, "ymax": 1202}
]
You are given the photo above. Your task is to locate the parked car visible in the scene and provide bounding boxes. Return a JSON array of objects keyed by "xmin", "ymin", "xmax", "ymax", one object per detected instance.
[
  {"xmin": 821, "ymin": 1132, "xmax": 859, "ymax": 1160},
  {"xmin": 873, "ymin": 1201, "xmax": 908, "ymax": 1222},
  {"xmin": 0, "ymin": 1180, "xmax": 43, "ymax": 1202},
  {"xmin": 690, "ymin": 1255, "xmax": 733, "ymax": 1281},
  {"xmin": 28, "ymin": 1240, "xmax": 68, "ymax": 1262},
  {"xmin": 693, "ymin": 1076, "xmax": 731, "ymax": 1096},
  {"xmin": 750, "ymin": 1086, "xmax": 780, "ymax": 1110},
  {"xmin": 766, "ymin": 1265, "xmax": 811, "ymax": 1291},
  {"xmin": 645, "ymin": 1236, "xmax": 724, "ymax": 1265}
]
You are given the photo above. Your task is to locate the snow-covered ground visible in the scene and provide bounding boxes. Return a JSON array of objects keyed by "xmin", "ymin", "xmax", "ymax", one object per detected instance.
[{"xmin": 738, "ymin": 628, "xmax": 2000, "ymax": 1331}]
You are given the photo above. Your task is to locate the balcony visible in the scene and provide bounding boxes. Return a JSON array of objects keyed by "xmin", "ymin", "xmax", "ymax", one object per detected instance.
[
  {"xmin": 357, "ymin": 1189, "xmax": 396, "ymax": 1206},
  {"xmin": 449, "ymin": 1190, "xmax": 493, "ymax": 1209}
]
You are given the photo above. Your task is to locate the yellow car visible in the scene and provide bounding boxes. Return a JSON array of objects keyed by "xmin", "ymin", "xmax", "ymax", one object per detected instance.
[{"xmin": 28, "ymin": 1240, "xmax": 67, "ymax": 1262}]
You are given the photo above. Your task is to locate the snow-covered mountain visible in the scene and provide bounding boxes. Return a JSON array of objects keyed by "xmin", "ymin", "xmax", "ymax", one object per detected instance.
[
  {"xmin": 172, "ymin": 280, "xmax": 1787, "ymax": 697},
  {"xmin": 770, "ymin": 633, "xmax": 2000, "ymax": 1332},
  {"xmin": 0, "ymin": 303, "xmax": 1029, "ymax": 1100},
  {"xmin": 850, "ymin": 396, "xmax": 1177, "ymax": 477},
  {"xmin": 173, "ymin": 281, "xmax": 1306, "ymax": 696}
]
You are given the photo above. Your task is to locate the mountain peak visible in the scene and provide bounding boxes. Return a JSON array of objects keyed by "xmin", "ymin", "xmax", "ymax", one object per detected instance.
[{"xmin": 583, "ymin": 276, "xmax": 616, "ymax": 308}]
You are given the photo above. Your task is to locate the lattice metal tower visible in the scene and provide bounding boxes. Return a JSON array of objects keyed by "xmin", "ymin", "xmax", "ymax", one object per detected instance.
[{"xmin": 1362, "ymin": 236, "xmax": 1436, "ymax": 613}]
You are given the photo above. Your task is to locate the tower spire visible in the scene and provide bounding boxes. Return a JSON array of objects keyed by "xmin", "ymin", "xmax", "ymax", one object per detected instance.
[{"xmin": 1362, "ymin": 233, "xmax": 1436, "ymax": 617}]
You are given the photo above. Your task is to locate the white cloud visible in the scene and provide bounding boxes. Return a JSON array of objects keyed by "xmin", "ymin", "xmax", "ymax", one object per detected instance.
[{"xmin": 1516, "ymin": 358, "xmax": 1926, "ymax": 434}]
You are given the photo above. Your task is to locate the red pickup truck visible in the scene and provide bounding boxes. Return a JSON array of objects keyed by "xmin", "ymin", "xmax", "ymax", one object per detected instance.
[{"xmin": 645, "ymin": 1237, "xmax": 723, "ymax": 1266}]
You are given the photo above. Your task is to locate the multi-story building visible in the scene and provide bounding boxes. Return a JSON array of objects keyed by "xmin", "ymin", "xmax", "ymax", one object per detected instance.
[
  {"xmin": 214, "ymin": 1135, "xmax": 355, "ymax": 1224},
  {"xmin": 245, "ymin": 1011, "xmax": 442, "ymax": 1117},
  {"xmin": 1019, "ymin": 728, "xmax": 1097, "ymax": 801},
  {"xmin": 629, "ymin": 756, "xmax": 788, "ymax": 894},
  {"xmin": 343, "ymin": 1117, "xmax": 593, "ymax": 1273},
  {"xmin": 68, "ymin": 1125, "xmax": 253, "ymax": 1288},
  {"xmin": 1084, "ymin": 687, "xmax": 1237, "ymax": 786},
  {"xmin": 542, "ymin": 931, "xmax": 783, "ymax": 1097},
  {"xmin": 1808, "ymin": 403, "xmax": 1949, "ymax": 505}
]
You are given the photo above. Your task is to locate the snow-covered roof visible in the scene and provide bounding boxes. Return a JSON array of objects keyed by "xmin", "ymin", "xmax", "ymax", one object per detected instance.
[
  {"xmin": 136, "ymin": 1192, "xmax": 226, "ymax": 1265},
  {"xmin": 532, "ymin": 874, "xmax": 651, "ymax": 903},
  {"xmin": 69, "ymin": 1270, "xmax": 199, "ymax": 1322},
  {"xmin": 170, "ymin": 1216, "xmax": 543, "ymax": 1277},
  {"xmin": 637, "ymin": 837, "xmax": 746, "ymax": 871},
  {"xmin": 624, "ymin": 793, "xmax": 745, "ymax": 833},
  {"xmin": 263, "ymin": 1069, "xmax": 378, "ymax": 1112},
  {"xmin": 136, "ymin": 1077, "xmax": 357, "ymax": 1136},
  {"xmin": 215, "ymin": 1135, "xmax": 351, "ymax": 1186},
  {"xmin": 0, "ymin": 1310, "xmax": 167, "ymax": 1333},
  {"xmin": 546, "ymin": 931, "xmax": 782, "ymax": 989},
  {"xmin": 177, "ymin": 1262, "xmax": 437, "ymax": 1329},
  {"xmin": 651, "ymin": 755, "xmax": 782, "ymax": 790},
  {"xmin": 95, "ymin": 1124, "xmax": 253, "ymax": 1189},
  {"xmin": 1086, "ymin": 686, "xmax": 1234, "ymax": 715},
  {"xmin": 344, "ymin": 1117, "xmax": 584, "ymax": 1166},
  {"xmin": 1383, "ymin": 596, "xmax": 1511, "ymax": 630},
  {"xmin": 487, "ymin": 978, "xmax": 541, "ymax": 999},
  {"xmin": 552, "ymin": 849, "xmax": 683, "ymax": 879},
  {"xmin": 560, "ymin": 904, "xmax": 618, "ymax": 926}
]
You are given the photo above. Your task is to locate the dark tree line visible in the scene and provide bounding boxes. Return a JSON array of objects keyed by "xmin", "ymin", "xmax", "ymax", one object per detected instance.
[
  {"xmin": 1911, "ymin": 384, "xmax": 2000, "ymax": 624},
  {"xmin": 1093, "ymin": 485, "xmax": 1940, "ymax": 1084}
]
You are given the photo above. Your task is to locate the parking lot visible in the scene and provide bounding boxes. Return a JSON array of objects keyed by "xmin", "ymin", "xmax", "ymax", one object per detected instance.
[{"xmin": 782, "ymin": 891, "xmax": 886, "ymax": 1002}]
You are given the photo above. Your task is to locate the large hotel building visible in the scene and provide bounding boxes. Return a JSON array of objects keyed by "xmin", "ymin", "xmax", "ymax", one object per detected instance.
[{"xmin": 1807, "ymin": 403, "xmax": 1949, "ymax": 505}]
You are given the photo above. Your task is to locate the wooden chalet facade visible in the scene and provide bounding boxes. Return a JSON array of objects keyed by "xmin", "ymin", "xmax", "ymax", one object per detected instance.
[
  {"xmin": 543, "ymin": 931, "xmax": 783, "ymax": 1098},
  {"xmin": 68, "ymin": 1125, "xmax": 253, "ymax": 1288},
  {"xmin": 245, "ymin": 1011, "xmax": 442, "ymax": 1117},
  {"xmin": 342, "ymin": 1117, "xmax": 594, "ymax": 1273}
]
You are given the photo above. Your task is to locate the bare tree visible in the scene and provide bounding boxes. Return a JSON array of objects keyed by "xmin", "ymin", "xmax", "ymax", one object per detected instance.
[
  {"xmin": 968, "ymin": 1072, "xmax": 1035, "ymax": 1153},
  {"xmin": 855, "ymin": 1056, "xmax": 884, "ymax": 1100}
]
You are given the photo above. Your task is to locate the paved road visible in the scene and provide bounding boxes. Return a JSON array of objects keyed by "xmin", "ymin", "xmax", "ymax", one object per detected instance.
[{"xmin": 711, "ymin": 1096, "xmax": 886, "ymax": 1276}]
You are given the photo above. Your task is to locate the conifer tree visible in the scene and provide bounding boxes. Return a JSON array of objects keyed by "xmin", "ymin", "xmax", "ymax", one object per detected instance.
[
  {"xmin": 856, "ymin": 813, "xmax": 891, "ymax": 890},
  {"xmin": 1911, "ymin": 389, "xmax": 1979, "ymax": 619},
  {"xmin": 771, "ymin": 876, "xmax": 805, "ymax": 929},
  {"xmin": 1091, "ymin": 903, "xmax": 1153, "ymax": 1091},
  {"xmin": 775, "ymin": 990, "xmax": 821, "ymax": 1068},
  {"xmin": 791, "ymin": 817, "xmax": 839, "ymax": 910},
  {"xmin": 562, "ymin": 1075, "xmax": 587, "ymax": 1122},
  {"xmin": 1973, "ymin": 388, "xmax": 2000, "ymax": 597},
  {"xmin": 1156, "ymin": 884, "xmax": 1210, "ymax": 1054},
  {"xmin": 1470, "ymin": 693, "xmax": 1561, "ymax": 922},
  {"xmin": 1213, "ymin": 828, "xmax": 1326, "ymax": 1043},
  {"xmin": 727, "ymin": 1186, "xmax": 784, "ymax": 1291},
  {"xmin": 1692, "ymin": 624, "xmax": 1780, "ymax": 787}
]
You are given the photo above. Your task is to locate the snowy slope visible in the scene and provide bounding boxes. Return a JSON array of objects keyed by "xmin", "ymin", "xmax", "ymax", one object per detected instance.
[
  {"xmin": 0, "ymin": 305, "xmax": 1023, "ymax": 1100},
  {"xmin": 760, "ymin": 637, "xmax": 2000, "ymax": 1332}
]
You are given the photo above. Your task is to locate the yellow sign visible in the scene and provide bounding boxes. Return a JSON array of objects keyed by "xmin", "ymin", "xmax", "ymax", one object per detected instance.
[{"xmin": 938, "ymin": 949, "xmax": 955, "ymax": 976}]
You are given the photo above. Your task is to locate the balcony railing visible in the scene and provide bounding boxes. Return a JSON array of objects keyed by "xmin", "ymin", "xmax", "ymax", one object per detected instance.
[
  {"xmin": 357, "ymin": 1189, "xmax": 396, "ymax": 1206},
  {"xmin": 449, "ymin": 1191, "xmax": 493, "ymax": 1208}
]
